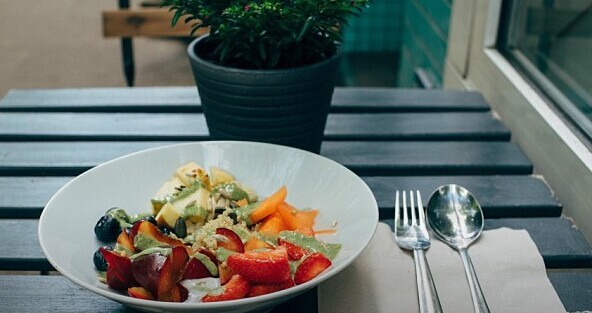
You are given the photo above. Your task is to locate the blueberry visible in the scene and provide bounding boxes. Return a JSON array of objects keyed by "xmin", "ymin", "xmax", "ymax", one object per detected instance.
[
  {"xmin": 94, "ymin": 215, "xmax": 121, "ymax": 242},
  {"xmin": 159, "ymin": 226, "xmax": 173, "ymax": 235},
  {"xmin": 141, "ymin": 215, "xmax": 157, "ymax": 226},
  {"xmin": 93, "ymin": 246, "xmax": 111, "ymax": 271}
]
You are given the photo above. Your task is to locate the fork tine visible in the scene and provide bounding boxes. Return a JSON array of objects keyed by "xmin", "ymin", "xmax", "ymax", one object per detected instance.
[
  {"xmin": 410, "ymin": 190, "xmax": 417, "ymax": 226},
  {"xmin": 416, "ymin": 190, "xmax": 425, "ymax": 226},
  {"xmin": 402, "ymin": 190, "xmax": 408, "ymax": 225},
  {"xmin": 395, "ymin": 190, "xmax": 400, "ymax": 227}
]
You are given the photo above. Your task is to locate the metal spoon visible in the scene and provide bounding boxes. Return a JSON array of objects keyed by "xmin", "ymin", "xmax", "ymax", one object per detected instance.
[{"xmin": 426, "ymin": 184, "xmax": 490, "ymax": 313}]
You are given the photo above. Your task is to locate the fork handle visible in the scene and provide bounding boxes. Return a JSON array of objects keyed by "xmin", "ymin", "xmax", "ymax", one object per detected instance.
[{"xmin": 413, "ymin": 249, "xmax": 443, "ymax": 313}]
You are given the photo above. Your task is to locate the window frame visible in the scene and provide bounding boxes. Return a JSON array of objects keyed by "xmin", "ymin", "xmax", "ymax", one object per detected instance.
[
  {"xmin": 443, "ymin": 0, "xmax": 592, "ymax": 241},
  {"xmin": 497, "ymin": 0, "xmax": 592, "ymax": 144}
]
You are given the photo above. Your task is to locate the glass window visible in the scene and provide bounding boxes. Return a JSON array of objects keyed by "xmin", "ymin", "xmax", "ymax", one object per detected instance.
[{"xmin": 498, "ymin": 0, "xmax": 592, "ymax": 141}]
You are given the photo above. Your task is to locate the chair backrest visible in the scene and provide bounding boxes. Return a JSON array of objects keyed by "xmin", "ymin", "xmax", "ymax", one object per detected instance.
[
  {"xmin": 102, "ymin": 8, "xmax": 209, "ymax": 38},
  {"xmin": 101, "ymin": 7, "xmax": 209, "ymax": 86}
]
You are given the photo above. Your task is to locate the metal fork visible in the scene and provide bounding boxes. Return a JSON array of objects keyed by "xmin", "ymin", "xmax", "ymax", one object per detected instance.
[{"xmin": 394, "ymin": 190, "xmax": 443, "ymax": 313}]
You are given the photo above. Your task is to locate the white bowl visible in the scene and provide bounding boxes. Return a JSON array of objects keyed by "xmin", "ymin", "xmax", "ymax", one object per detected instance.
[{"xmin": 39, "ymin": 141, "xmax": 378, "ymax": 313}]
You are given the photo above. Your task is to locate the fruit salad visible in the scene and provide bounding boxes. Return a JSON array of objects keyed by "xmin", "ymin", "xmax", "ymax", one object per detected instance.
[{"xmin": 93, "ymin": 162, "xmax": 341, "ymax": 303}]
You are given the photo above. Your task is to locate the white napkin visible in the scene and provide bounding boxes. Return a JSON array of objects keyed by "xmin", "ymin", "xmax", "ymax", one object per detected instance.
[{"xmin": 318, "ymin": 222, "xmax": 567, "ymax": 313}]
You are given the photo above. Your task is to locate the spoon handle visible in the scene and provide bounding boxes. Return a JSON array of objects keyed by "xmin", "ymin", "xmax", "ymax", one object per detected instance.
[
  {"xmin": 413, "ymin": 249, "xmax": 443, "ymax": 313},
  {"xmin": 459, "ymin": 248, "xmax": 490, "ymax": 313}
]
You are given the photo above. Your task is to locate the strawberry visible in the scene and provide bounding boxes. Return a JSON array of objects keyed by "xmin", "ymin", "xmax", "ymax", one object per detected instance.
[
  {"xmin": 278, "ymin": 238, "xmax": 308, "ymax": 260},
  {"xmin": 215, "ymin": 228, "xmax": 245, "ymax": 253},
  {"xmin": 294, "ymin": 252, "xmax": 331, "ymax": 285},
  {"xmin": 227, "ymin": 248, "xmax": 290, "ymax": 284},
  {"xmin": 201, "ymin": 274, "xmax": 251, "ymax": 302},
  {"xmin": 128, "ymin": 286, "xmax": 154, "ymax": 300},
  {"xmin": 247, "ymin": 279, "xmax": 295, "ymax": 297}
]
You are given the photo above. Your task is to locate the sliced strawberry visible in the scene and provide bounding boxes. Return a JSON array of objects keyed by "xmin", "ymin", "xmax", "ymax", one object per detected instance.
[
  {"xmin": 215, "ymin": 228, "xmax": 245, "ymax": 253},
  {"xmin": 278, "ymin": 238, "xmax": 307, "ymax": 260},
  {"xmin": 157, "ymin": 246, "xmax": 190, "ymax": 302},
  {"xmin": 247, "ymin": 279, "xmax": 295, "ymax": 297},
  {"xmin": 100, "ymin": 247, "xmax": 138, "ymax": 290},
  {"xmin": 294, "ymin": 252, "xmax": 332, "ymax": 285},
  {"xmin": 218, "ymin": 262, "xmax": 236, "ymax": 285},
  {"xmin": 227, "ymin": 248, "xmax": 290, "ymax": 284},
  {"xmin": 183, "ymin": 256, "xmax": 212, "ymax": 280},
  {"xmin": 201, "ymin": 274, "xmax": 251, "ymax": 302},
  {"xmin": 128, "ymin": 286, "xmax": 154, "ymax": 300}
]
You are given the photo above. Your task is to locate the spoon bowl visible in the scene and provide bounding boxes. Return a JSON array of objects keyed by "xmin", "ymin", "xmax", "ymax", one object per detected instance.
[
  {"xmin": 426, "ymin": 184, "xmax": 490, "ymax": 313},
  {"xmin": 426, "ymin": 184, "xmax": 484, "ymax": 249}
]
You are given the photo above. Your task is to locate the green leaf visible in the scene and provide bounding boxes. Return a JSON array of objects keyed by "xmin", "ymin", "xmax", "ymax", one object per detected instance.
[{"xmin": 297, "ymin": 16, "xmax": 314, "ymax": 42}]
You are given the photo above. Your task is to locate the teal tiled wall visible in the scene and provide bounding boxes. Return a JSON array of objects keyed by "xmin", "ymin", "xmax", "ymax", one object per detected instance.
[
  {"xmin": 341, "ymin": 0, "xmax": 405, "ymax": 52},
  {"xmin": 397, "ymin": 0, "xmax": 452, "ymax": 88}
]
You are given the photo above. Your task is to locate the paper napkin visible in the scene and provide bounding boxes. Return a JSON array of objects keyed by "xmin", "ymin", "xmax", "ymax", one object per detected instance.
[{"xmin": 318, "ymin": 222, "xmax": 566, "ymax": 313}]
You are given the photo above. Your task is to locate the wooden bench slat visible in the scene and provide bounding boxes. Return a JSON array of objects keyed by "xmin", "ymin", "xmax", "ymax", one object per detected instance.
[
  {"xmin": 548, "ymin": 270, "xmax": 592, "ymax": 312},
  {"xmin": 0, "ymin": 87, "xmax": 490, "ymax": 113},
  {"xmin": 0, "ymin": 275, "xmax": 314, "ymax": 313},
  {"xmin": 2, "ymin": 218, "xmax": 590, "ymax": 271},
  {"xmin": 364, "ymin": 176, "xmax": 561, "ymax": 218},
  {"xmin": 0, "ymin": 141, "xmax": 532, "ymax": 177},
  {"xmin": 0, "ymin": 177, "xmax": 71, "ymax": 218},
  {"xmin": 0, "ymin": 176, "xmax": 560, "ymax": 219},
  {"xmin": 1, "ymin": 273, "xmax": 590, "ymax": 312},
  {"xmin": 321, "ymin": 141, "xmax": 532, "ymax": 176},
  {"xmin": 0, "ymin": 112, "xmax": 510, "ymax": 141},
  {"xmin": 381, "ymin": 217, "xmax": 592, "ymax": 269}
]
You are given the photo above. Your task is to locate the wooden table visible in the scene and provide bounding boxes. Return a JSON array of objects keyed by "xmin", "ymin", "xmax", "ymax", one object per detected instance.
[{"xmin": 1, "ymin": 87, "xmax": 591, "ymax": 312}]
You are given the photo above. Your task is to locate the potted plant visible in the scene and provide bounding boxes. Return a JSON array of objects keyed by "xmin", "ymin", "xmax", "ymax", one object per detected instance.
[{"xmin": 162, "ymin": 0, "xmax": 370, "ymax": 153}]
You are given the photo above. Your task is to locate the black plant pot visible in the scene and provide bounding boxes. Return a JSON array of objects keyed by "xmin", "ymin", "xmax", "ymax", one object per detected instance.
[{"xmin": 187, "ymin": 35, "xmax": 342, "ymax": 154}]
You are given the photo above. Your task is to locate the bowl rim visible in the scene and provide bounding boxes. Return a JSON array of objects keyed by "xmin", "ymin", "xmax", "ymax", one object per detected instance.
[{"xmin": 38, "ymin": 141, "xmax": 379, "ymax": 310}]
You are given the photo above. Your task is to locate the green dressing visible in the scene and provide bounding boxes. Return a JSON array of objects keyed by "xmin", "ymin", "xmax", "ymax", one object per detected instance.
[
  {"xmin": 213, "ymin": 183, "xmax": 249, "ymax": 201},
  {"xmin": 130, "ymin": 247, "xmax": 172, "ymax": 260},
  {"xmin": 194, "ymin": 253, "xmax": 219, "ymax": 276},
  {"xmin": 134, "ymin": 233, "xmax": 167, "ymax": 251},
  {"xmin": 278, "ymin": 231, "xmax": 341, "ymax": 260},
  {"xmin": 215, "ymin": 247, "xmax": 236, "ymax": 263}
]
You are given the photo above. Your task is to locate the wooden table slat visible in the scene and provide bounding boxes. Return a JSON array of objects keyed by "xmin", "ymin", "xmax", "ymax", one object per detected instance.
[
  {"xmin": 0, "ymin": 87, "xmax": 490, "ymax": 113},
  {"xmin": 0, "ymin": 141, "xmax": 533, "ymax": 177},
  {"xmin": 0, "ymin": 112, "xmax": 510, "ymax": 141},
  {"xmin": 364, "ymin": 175, "xmax": 561, "ymax": 218},
  {"xmin": 381, "ymin": 217, "xmax": 592, "ymax": 269},
  {"xmin": 0, "ymin": 175, "xmax": 561, "ymax": 219},
  {"xmin": 3, "ymin": 218, "xmax": 590, "ymax": 271}
]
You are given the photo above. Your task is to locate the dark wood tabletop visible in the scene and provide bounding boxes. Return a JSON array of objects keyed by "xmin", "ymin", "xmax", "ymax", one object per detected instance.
[{"xmin": 1, "ymin": 87, "xmax": 591, "ymax": 312}]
